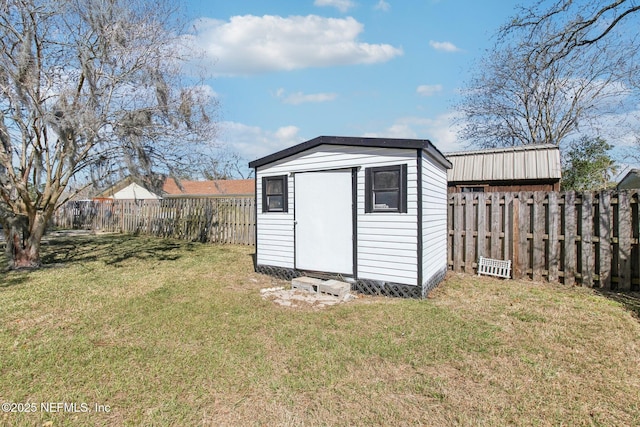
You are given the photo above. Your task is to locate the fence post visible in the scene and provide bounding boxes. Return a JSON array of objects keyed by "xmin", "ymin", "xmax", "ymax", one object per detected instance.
[
  {"xmin": 464, "ymin": 193, "xmax": 475, "ymax": 274},
  {"xmin": 547, "ymin": 192, "xmax": 560, "ymax": 283},
  {"xmin": 490, "ymin": 193, "xmax": 501, "ymax": 259},
  {"xmin": 598, "ymin": 191, "xmax": 612, "ymax": 289},
  {"xmin": 503, "ymin": 193, "xmax": 513, "ymax": 264},
  {"xmin": 581, "ymin": 193, "xmax": 594, "ymax": 287},
  {"xmin": 519, "ymin": 192, "xmax": 532, "ymax": 279},
  {"xmin": 452, "ymin": 194, "xmax": 463, "ymax": 273},
  {"xmin": 510, "ymin": 195, "xmax": 522, "ymax": 279},
  {"xmin": 564, "ymin": 192, "xmax": 577, "ymax": 286},
  {"xmin": 476, "ymin": 193, "xmax": 487, "ymax": 260},
  {"xmin": 618, "ymin": 191, "xmax": 632, "ymax": 291},
  {"xmin": 635, "ymin": 192, "xmax": 640, "ymax": 292},
  {"xmin": 532, "ymin": 192, "xmax": 546, "ymax": 281}
]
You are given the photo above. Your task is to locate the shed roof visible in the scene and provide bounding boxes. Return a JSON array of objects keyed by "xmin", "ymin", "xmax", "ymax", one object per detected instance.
[
  {"xmin": 445, "ymin": 144, "xmax": 561, "ymax": 182},
  {"xmin": 248, "ymin": 136, "xmax": 452, "ymax": 170},
  {"xmin": 162, "ymin": 178, "xmax": 255, "ymax": 197}
]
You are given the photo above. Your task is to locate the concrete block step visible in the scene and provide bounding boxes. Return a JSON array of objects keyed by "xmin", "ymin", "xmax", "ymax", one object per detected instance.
[
  {"xmin": 291, "ymin": 276, "xmax": 323, "ymax": 293},
  {"xmin": 292, "ymin": 277, "xmax": 351, "ymax": 299},
  {"xmin": 317, "ymin": 280, "xmax": 350, "ymax": 298}
]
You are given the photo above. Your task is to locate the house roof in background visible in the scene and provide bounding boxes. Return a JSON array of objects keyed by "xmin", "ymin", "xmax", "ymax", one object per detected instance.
[
  {"xmin": 94, "ymin": 178, "xmax": 162, "ymax": 200},
  {"xmin": 162, "ymin": 178, "xmax": 255, "ymax": 197},
  {"xmin": 617, "ymin": 169, "xmax": 640, "ymax": 190},
  {"xmin": 445, "ymin": 144, "xmax": 562, "ymax": 183},
  {"xmin": 94, "ymin": 177, "xmax": 146, "ymax": 199},
  {"xmin": 112, "ymin": 183, "xmax": 161, "ymax": 200}
]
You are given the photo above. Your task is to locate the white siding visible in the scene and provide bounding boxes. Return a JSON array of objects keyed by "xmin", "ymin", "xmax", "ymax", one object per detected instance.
[
  {"xmin": 421, "ymin": 151, "xmax": 449, "ymax": 286},
  {"xmin": 255, "ymin": 175, "xmax": 294, "ymax": 268},
  {"xmin": 354, "ymin": 150, "xmax": 418, "ymax": 286},
  {"xmin": 256, "ymin": 144, "xmax": 419, "ymax": 285}
]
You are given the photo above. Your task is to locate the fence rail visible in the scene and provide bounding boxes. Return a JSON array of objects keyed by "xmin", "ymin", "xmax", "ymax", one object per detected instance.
[
  {"xmin": 52, "ymin": 197, "xmax": 255, "ymax": 245},
  {"xmin": 448, "ymin": 190, "xmax": 640, "ymax": 291}
]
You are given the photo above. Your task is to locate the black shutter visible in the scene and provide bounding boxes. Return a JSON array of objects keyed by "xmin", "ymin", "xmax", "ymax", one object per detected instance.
[
  {"xmin": 261, "ymin": 177, "xmax": 268, "ymax": 213},
  {"xmin": 364, "ymin": 167, "xmax": 373, "ymax": 213},
  {"xmin": 282, "ymin": 175, "xmax": 288, "ymax": 213},
  {"xmin": 400, "ymin": 163, "xmax": 407, "ymax": 213}
]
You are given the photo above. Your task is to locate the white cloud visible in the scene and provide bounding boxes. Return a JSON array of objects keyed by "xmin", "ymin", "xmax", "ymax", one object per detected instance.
[
  {"xmin": 429, "ymin": 40, "xmax": 461, "ymax": 52},
  {"xmin": 219, "ymin": 114, "xmax": 469, "ymax": 175},
  {"xmin": 185, "ymin": 15, "xmax": 402, "ymax": 76},
  {"xmin": 276, "ymin": 89, "xmax": 338, "ymax": 105},
  {"xmin": 274, "ymin": 125, "xmax": 300, "ymax": 141},
  {"xmin": 314, "ymin": 0, "xmax": 356, "ymax": 13},
  {"xmin": 363, "ymin": 113, "xmax": 467, "ymax": 153},
  {"xmin": 218, "ymin": 121, "xmax": 305, "ymax": 161},
  {"xmin": 417, "ymin": 84, "xmax": 443, "ymax": 97},
  {"xmin": 374, "ymin": 0, "xmax": 391, "ymax": 11}
]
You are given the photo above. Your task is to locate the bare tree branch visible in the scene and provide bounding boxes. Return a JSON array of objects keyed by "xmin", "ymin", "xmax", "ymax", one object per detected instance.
[
  {"xmin": 457, "ymin": 0, "xmax": 639, "ymax": 150},
  {"xmin": 502, "ymin": 0, "xmax": 640, "ymax": 66},
  {"xmin": 0, "ymin": 0, "xmax": 219, "ymax": 268}
]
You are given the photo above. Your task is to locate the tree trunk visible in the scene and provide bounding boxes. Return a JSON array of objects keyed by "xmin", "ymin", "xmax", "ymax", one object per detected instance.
[{"xmin": 4, "ymin": 212, "xmax": 47, "ymax": 269}]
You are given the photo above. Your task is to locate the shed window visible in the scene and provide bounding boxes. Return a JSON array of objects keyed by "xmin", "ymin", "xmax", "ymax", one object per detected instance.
[
  {"xmin": 365, "ymin": 164, "xmax": 407, "ymax": 213},
  {"xmin": 262, "ymin": 175, "xmax": 288, "ymax": 212}
]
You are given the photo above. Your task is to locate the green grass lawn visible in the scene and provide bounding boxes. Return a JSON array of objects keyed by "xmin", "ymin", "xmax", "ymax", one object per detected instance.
[{"xmin": 1, "ymin": 234, "xmax": 639, "ymax": 426}]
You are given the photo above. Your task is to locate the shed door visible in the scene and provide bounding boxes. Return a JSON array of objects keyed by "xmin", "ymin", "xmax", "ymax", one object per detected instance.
[{"xmin": 295, "ymin": 170, "xmax": 353, "ymax": 275}]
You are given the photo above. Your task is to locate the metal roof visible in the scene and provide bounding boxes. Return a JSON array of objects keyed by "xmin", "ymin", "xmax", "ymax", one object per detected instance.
[
  {"xmin": 248, "ymin": 136, "xmax": 452, "ymax": 170},
  {"xmin": 445, "ymin": 144, "xmax": 561, "ymax": 182}
]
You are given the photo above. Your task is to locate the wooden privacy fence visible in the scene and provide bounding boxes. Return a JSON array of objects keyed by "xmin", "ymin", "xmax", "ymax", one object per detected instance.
[
  {"xmin": 53, "ymin": 191, "xmax": 640, "ymax": 290},
  {"xmin": 449, "ymin": 190, "xmax": 640, "ymax": 291},
  {"xmin": 52, "ymin": 197, "xmax": 255, "ymax": 245}
]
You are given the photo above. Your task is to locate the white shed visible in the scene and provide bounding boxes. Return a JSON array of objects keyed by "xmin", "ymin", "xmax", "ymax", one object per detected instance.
[{"xmin": 248, "ymin": 136, "xmax": 452, "ymax": 298}]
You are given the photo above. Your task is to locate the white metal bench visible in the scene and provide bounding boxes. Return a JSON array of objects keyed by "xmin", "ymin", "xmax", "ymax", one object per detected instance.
[{"xmin": 477, "ymin": 256, "xmax": 512, "ymax": 279}]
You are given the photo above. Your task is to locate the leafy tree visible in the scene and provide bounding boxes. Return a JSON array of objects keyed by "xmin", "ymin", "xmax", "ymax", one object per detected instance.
[
  {"xmin": 0, "ymin": 0, "xmax": 217, "ymax": 268},
  {"xmin": 561, "ymin": 136, "xmax": 617, "ymax": 191}
]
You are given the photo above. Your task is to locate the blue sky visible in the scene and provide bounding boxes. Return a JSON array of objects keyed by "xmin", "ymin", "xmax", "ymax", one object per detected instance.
[{"xmin": 179, "ymin": 0, "xmax": 520, "ymax": 169}]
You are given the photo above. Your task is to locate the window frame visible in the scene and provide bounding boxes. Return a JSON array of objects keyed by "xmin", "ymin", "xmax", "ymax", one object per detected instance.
[
  {"xmin": 262, "ymin": 175, "xmax": 288, "ymax": 213},
  {"xmin": 365, "ymin": 164, "xmax": 408, "ymax": 213}
]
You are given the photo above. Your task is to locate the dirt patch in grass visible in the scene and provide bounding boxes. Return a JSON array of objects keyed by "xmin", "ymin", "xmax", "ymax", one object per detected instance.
[
  {"xmin": 596, "ymin": 289, "xmax": 640, "ymax": 319},
  {"xmin": 1, "ymin": 235, "xmax": 639, "ymax": 426}
]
